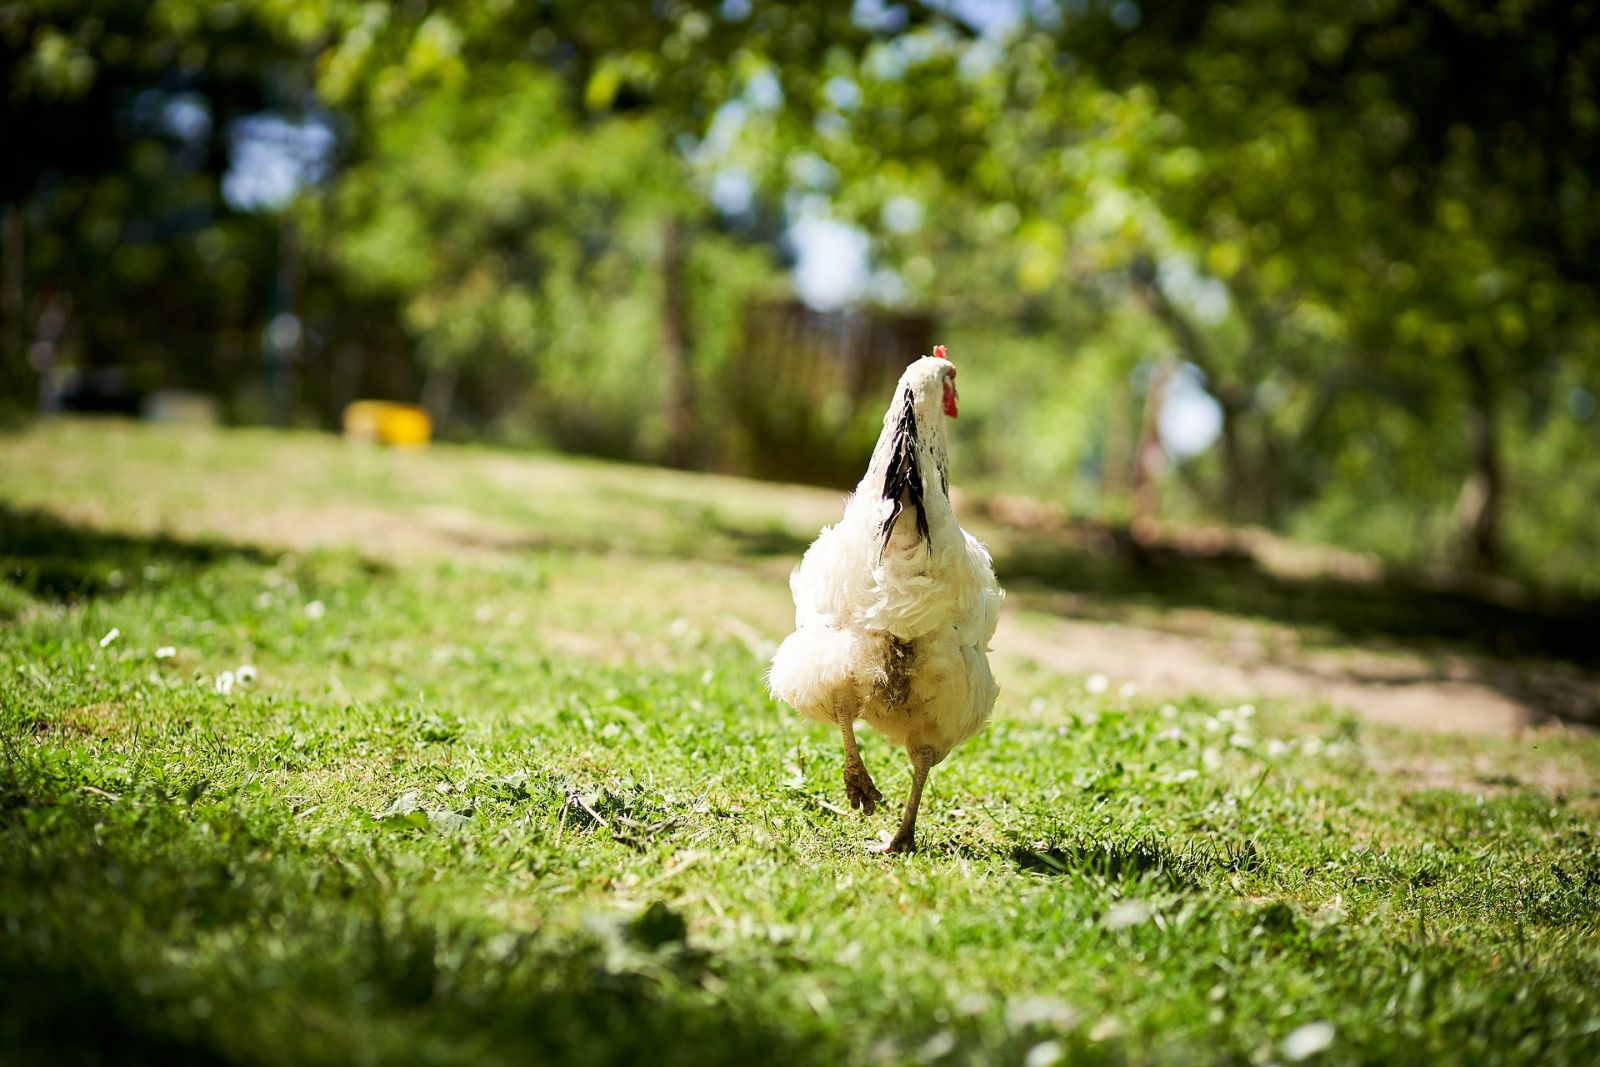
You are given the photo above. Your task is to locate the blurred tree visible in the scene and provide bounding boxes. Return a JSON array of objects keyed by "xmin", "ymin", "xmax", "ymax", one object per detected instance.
[
  {"xmin": 1051, "ymin": 0, "xmax": 1600, "ymax": 571},
  {"xmin": 0, "ymin": 0, "xmax": 300, "ymax": 412},
  {"xmin": 309, "ymin": 63, "xmax": 710, "ymax": 453},
  {"xmin": 247, "ymin": 0, "xmax": 959, "ymax": 459}
]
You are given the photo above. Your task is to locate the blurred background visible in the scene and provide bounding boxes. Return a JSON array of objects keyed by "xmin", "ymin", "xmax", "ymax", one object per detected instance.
[{"xmin": 4, "ymin": 0, "xmax": 1598, "ymax": 593}]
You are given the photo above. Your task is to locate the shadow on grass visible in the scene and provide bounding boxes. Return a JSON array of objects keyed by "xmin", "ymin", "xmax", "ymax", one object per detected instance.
[
  {"xmin": 0, "ymin": 507, "xmax": 389, "ymax": 618},
  {"xmin": 605, "ymin": 488, "xmax": 816, "ymax": 561},
  {"xmin": 996, "ymin": 523, "xmax": 1600, "ymax": 669},
  {"xmin": 1000, "ymin": 526, "xmax": 1600, "ymax": 727},
  {"xmin": 716, "ymin": 522, "xmax": 815, "ymax": 559},
  {"xmin": 0, "ymin": 506, "xmax": 277, "ymax": 608},
  {"xmin": 0, "ymin": 925, "xmax": 816, "ymax": 1067},
  {"xmin": 1008, "ymin": 833, "xmax": 1262, "ymax": 893},
  {"xmin": 0, "ymin": 760, "xmax": 826, "ymax": 1067}
]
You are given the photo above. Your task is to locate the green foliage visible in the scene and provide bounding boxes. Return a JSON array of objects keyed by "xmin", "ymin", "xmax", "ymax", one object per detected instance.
[
  {"xmin": 319, "ymin": 66, "xmax": 676, "ymax": 451},
  {"xmin": 1034, "ymin": 0, "xmax": 1600, "ymax": 574},
  {"xmin": 2, "ymin": 0, "xmax": 296, "ymax": 406}
]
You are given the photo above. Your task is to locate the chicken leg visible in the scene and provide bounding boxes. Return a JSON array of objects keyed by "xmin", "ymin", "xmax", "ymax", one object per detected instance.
[
  {"xmin": 838, "ymin": 706, "xmax": 883, "ymax": 816},
  {"xmin": 874, "ymin": 745, "xmax": 938, "ymax": 854}
]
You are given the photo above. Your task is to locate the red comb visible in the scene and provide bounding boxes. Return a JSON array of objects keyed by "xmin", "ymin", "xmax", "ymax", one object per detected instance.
[{"xmin": 932, "ymin": 345, "xmax": 949, "ymax": 360}]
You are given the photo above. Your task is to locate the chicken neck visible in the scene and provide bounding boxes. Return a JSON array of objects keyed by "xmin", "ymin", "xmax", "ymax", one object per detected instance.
[{"xmin": 870, "ymin": 385, "xmax": 950, "ymax": 559}]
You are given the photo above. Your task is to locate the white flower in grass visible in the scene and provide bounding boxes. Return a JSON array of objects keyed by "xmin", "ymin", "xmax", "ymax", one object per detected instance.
[
  {"xmin": 953, "ymin": 992, "xmax": 989, "ymax": 1016},
  {"xmin": 305, "ymin": 599, "xmax": 326, "ymax": 620},
  {"xmin": 1159, "ymin": 703, "xmax": 1178, "ymax": 719},
  {"xmin": 1005, "ymin": 995, "xmax": 1078, "ymax": 1031},
  {"xmin": 1283, "ymin": 1021, "xmax": 1335, "ymax": 1061},
  {"xmin": 155, "ymin": 646, "xmax": 176, "ymax": 659},
  {"xmin": 215, "ymin": 671, "xmax": 235, "ymax": 695},
  {"xmin": 1024, "ymin": 1040, "xmax": 1063, "ymax": 1067},
  {"xmin": 1118, "ymin": 681, "xmax": 1138, "ymax": 699},
  {"xmin": 916, "ymin": 1031, "xmax": 957, "ymax": 1060},
  {"xmin": 1084, "ymin": 674, "xmax": 1109, "ymax": 695},
  {"xmin": 1103, "ymin": 899, "xmax": 1152, "ymax": 930},
  {"xmin": 1088, "ymin": 1017, "xmax": 1123, "ymax": 1042},
  {"xmin": 98, "ymin": 628, "xmax": 120, "ymax": 648},
  {"xmin": 236, "ymin": 664, "xmax": 257, "ymax": 683},
  {"xmin": 1238, "ymin": 703, "xmax": 1257, "ymax": 718}
]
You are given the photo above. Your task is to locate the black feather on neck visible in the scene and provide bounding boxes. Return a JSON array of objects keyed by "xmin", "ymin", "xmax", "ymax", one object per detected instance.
[{"xmin": 879, "ymin": 386, "xmax": 930, "ymax": 558}]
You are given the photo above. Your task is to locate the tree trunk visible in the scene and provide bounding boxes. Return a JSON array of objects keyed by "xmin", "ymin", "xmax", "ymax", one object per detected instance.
[
  {"xmin": 1213, "ymin": 389, "xmax": 1248, "ymax": 520},
  {"xmin": 1129, "ymin": 259, "xmax": 1249, "ymax": 521},
  {"xmin": 1454, "ymin": 343, "xmax": 1502, "ymax": 570},
  {"xmin": 660, "ymin": 216, "xmax": 696, "ymax": 468},
  {"xmin": 1099, "ymin": 374, "xmax": 1134, "ymax": 513},
  {"xmin": 1130, "ymin": 360, "xmax": 1174, "ymax": 541},
  {"xmin": 266, "ymin": 214, "xmax": 304, "ymax": 426},
  {"xmin": 329, "ymin": 343, "xmax": 365, "ymax": 428},
  {"xmin": 420, "ymin": 361, "xmax": 459, "ymax": 428},
  {"xmin": 2, "ymin": 204, "xmax": 23, "ymax": 400}
]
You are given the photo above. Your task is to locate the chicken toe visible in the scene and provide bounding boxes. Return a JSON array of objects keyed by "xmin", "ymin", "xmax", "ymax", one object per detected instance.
[
  {"xmin": 837, "ymin": 709, "xmax": 882, "ymax": 816},
  {"xmin": 844, "ymin": 764, "xmax": 883, "ymax": 815}
]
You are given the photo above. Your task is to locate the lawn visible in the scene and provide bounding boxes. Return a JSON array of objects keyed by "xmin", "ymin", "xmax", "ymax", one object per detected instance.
[{"xmin": 2, "ymin": 419, "xmax": 1597, "ymax": 1066}]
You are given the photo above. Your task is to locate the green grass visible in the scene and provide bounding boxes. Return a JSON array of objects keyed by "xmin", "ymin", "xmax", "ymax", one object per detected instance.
[{"xmin": 2, "ymin": 419, "xmax": 1598, "ymax": 1066}]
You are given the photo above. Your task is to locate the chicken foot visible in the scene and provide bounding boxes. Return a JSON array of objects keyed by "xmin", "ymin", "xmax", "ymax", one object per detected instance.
[
  {"xmin": 874, "ymin": 745, "xmax": 938, "ymax": 854},
  {"xmin": 837, "ymin": 708, "xmax": 883, "ymax": 816}
]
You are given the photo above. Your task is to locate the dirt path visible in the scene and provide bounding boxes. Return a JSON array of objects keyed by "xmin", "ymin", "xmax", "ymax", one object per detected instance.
[{"xmin": 996, "ymin": 609, "xmax": 1591, "ymax": 737}]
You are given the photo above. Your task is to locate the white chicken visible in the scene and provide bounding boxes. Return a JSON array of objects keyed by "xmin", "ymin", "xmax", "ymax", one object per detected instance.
[{"xmin": 769, "ymin": 347, "xmax": 1003, "ymax": 853}]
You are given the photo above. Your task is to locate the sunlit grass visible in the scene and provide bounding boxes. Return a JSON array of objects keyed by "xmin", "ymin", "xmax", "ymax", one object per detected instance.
[{"xmin": 1, "ymin": 420, "xmax": 1597, "ymax": 1065}]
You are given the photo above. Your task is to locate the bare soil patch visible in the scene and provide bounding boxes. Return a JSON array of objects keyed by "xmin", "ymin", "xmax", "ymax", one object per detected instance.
[{"xmin": 996, "ymin": 610, "xmax": 1596, "ymax": 738}]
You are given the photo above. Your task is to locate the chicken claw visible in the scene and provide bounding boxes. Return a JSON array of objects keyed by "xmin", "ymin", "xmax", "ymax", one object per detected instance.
[
  {"xmin": 844, "ymin": 765, "xmax": 883, "ymax": 815},
  {"xmin": 869, "ymin": 832, "xmax": 914, "ymax": 855},
  {"xmin": 837, "ymin": 711, "xmax": 882, "ymax": 816}
]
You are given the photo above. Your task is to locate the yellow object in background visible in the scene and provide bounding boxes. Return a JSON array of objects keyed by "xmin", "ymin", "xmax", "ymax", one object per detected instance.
[{"xmin": 342, "ymin": 401, "xmax": 432, "ymax": 447}]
